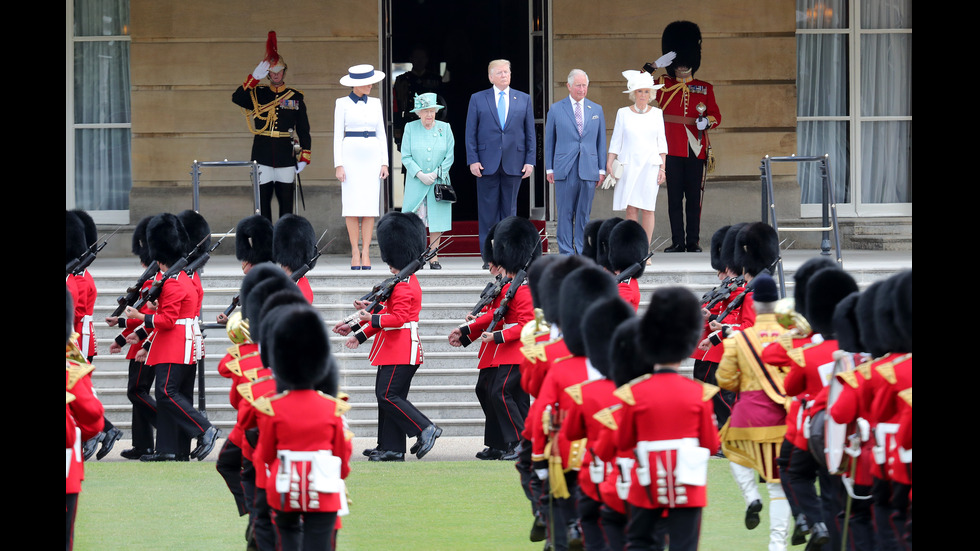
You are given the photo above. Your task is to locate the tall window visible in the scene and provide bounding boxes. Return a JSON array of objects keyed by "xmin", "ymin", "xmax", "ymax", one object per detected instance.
[
  {"xmin": 68, "ymin": 0, "xmax": 131, "ymax": 221},
  {"xmin": 796, "ymin": 0, "xmax": 911, "ymax": 217}
]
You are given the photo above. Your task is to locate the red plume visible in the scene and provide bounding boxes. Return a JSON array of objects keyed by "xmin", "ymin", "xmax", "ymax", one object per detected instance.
[{"xmin": 264, "ymin": 31, "xmax": 279, "ymax": 64}]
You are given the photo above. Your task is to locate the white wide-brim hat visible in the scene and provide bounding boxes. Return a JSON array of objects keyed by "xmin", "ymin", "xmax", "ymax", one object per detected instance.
[
  {"xmin": 340, "ymin": 64, "xmax": 386, "ymax": 86},
  {"xmin": 621, "ymin": 70, "xmax": 664, "ymax": 93}
]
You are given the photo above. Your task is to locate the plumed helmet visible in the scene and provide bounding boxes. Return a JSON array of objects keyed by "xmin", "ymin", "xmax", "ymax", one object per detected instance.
[
  {"xmin": 662, "ymin": 20, "xmax": 702, "ymax": 78},
  {"xmin": 638, "ymin": 286, "xmax": 703, "ymax": 365},
  {"xmin": 492, "ymin": 216, "xmax": 541, "ymax": 274},
  {"xmin": 146, "ymin": 213, "xmax": 188, "ymax": 267},
  {"xmin": 274, "ymin": 214, "xmax": 317, "ymax": 272},
  {"xmin": 805, "ymin": 268, "xmax": 858, "ymax": 337},
  {"xmin": 582, "ymin": 296, "xmax": 635, "ymax": 377},
  {"xmin": 609, "ymin": 318, "xmax": 653, "ymax": 385},
  {"xmin": 581, "ymin": 219, "xmax": 603, "ymax": 262},
  {"xmin": 735, "ymin": 222, "xmax": 779, "ymax": 277},
  {"xmin": 235, "ymin": 215, "xmax": 274, "ymax": 266},
  {"xmin": 177, "ymin": 210, "xmax": 211, "ymax": 262},
  {"xmin": 539, "ymin": 255, "xmax": 593, "ymax": 325},
  {"xmin": 609, "ymin": 220, "xmax": 649, "ymax": 278},
  {"xmin": 721, "ymin": 222, "xmax": 747, "ymax": 275},
  {"xmin": 793, "ymin": 256, "xmax": 839, "ymax": 320},
  {"xmin": 710, "ymin": 226, "xmax": 731, "ymax": 273},
  {"xmin": 377, "ymin": 211, "xmax": 426, "ymax": 271},
  {"xmin": 269, "ymin": 305, "xmax": 332, "ymax": 391},
  {"xmin": 66, "ymin": 211, "xmax": 87, "ymax": 265},
  {"xmin": 131, "ymin": 216, "xmax": 155, "ymax": 266},
  {"xmin": 833, "ymin": 292, "xmax": 863, "ymax": 353},
  {"xmin": 559, "ymin": 265, "xmax": 619, "ymax": 356},
  {"xmin": 596, "ymin": 217, "xmax": 624, "ymax": 272},
  {"xmin": 264, "ymin": 31, "xmax": 287, "ymax": 73}
]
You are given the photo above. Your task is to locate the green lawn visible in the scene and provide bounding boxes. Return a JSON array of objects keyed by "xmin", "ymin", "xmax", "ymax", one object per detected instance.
[{"xmin": 74, "ymin": 458, "xmax": 773, "ymax": 550}]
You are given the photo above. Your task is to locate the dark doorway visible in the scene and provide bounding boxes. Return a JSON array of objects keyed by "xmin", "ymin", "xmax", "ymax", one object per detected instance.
[{"xmin": 384, "ymin": 0, "xmax": 546, "ymax": 245}]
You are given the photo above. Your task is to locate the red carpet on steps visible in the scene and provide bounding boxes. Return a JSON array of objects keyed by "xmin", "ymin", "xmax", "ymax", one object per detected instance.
[{"xmin": 437, "ymin": 220, "xmax": 548, "ymax": 257}]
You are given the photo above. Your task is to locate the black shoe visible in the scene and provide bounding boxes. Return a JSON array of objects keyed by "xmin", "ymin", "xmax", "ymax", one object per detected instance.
[
  {"xmin": 529, "ymin": 514, "xmax": 546, "ymax": 542},
  {"xmin": 140, "ymin": 452, "xmax": 178, "ymax": 462},
  {"xmin": 363, "ymin": 446, "xmax": 380, "ymax": 457},
  {"xmin": 500, "ymin": 443, "xmax": 520, "ymax": 461},
  {"xmin": 429, "ymin": 261, "xmax": 442, "ymax": 270},
  {"xmin": 120, "ymin": 447, "xmax": 153, "ymax": 460},
  {"xmin": 804, "ymin": 522, "xmax": 829, "ymax": 551},
  {"xmin": 663, "ymin": 243, "xmax": 686, "ymax": 253},
  {"xmin": 191, "ymin": 426, "xmax": 221, "ymax": 461},
  {"xmin": 792, "ymin": 514, "xmax": 810, "ymax": 546},
  {"xmin": 476, "ymin": 447, "xmax": 504, "ymax": 460},
  {"xmin": 96, "ymin": 427, "xmax": 124, "ymax": 460},
  {"xmin": 567, "ymin": 523, "xmax": 584, "ymax": 551},
  {"xmin": 368, "ymin": 450, "xmax": 405, "ymax": 462},
  {"xmin": 82, "ymin": 432, "xmax": 104, "ymax": 461},
  {"xmin": 745, "ymin": 499, "xmax": 763, "ymax": 530},
  {"xmin": 415, "ymin": 424, "xmax": 443, "ymax": 459},
  {"xmin": 482, "ymin": 262, "xmax": 490, "ymax": 270},
  {"xmin": 687, "ymin": 244, "xmax": 702, "ymax": 252}
]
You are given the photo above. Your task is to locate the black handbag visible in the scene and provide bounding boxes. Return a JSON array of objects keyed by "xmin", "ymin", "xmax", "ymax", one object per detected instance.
[{"xmin": 433, "ymin": 167, "xmax": 457, "ymax": 203}]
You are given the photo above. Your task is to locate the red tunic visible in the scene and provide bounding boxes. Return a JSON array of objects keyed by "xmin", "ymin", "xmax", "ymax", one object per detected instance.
[
  {"xmin": 654, "ymin": 75, "xmax": 721, "ymax": 160},
  {"xmin": 532, "ymin": 354, "xmax": 590, "ymax": 467},
  {"xmin": 561, "ymin": 376, "xmax": 620, "ymax": 502},
  {"xmin": 66, "ymin": 358, "xmax": 105, "ymax": 495},
  {"xmin": 617, "ymin": 278, "xmax": 641, "ymax": 312},
  {"xmin": 460, "ymin": 282, "xmax": 534, "ymax": 366},
  {"xmin": 354, "ymin": 274, "xmax": 424, "ymax": 366},
  {"xmin": 145, "ymin": 271, "xmax": 199, "ymax": 365},
  {"xmin": 296, "ymin": 276, "xmax": 314, "ymax": 304}
]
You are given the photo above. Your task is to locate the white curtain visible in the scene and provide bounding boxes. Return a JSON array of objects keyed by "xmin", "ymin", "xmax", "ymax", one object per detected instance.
[{"xmin": 73, "ymin": 0, "xmax": 131, "ymax": 211}]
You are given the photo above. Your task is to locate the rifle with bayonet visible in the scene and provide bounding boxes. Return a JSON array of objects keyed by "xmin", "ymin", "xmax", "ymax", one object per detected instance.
[
  {"xmin": 184, "ymin": 227, "xmax": 233, "ymax": 276},
  {"xmin": 291, "ymin": 230, "xmax": 333, "ymax": 281},
  {"xmin": 110, "ymin": 261, "xmax": 160, "ymax": 318},
  {"xmin": 617, "ymin": 250, "xmax": 655, "ymax": 283},
  {"xmin": 469, "ymin": 274, "xmax": 512, "ymax": 318},
  {"xmin": 131, "ymin": 233, "xmax": 212, "ymax": 311},
  {"xmin": 66, "ymin": 226, "xmax": 122, "ymax": 276},
  {"xmin": 484, "ymin": 235, "xmax": 543, "ymax": 334},
  {"xmin": 700, "ymin": 274, "xmax": 745, "ymax": 310}
]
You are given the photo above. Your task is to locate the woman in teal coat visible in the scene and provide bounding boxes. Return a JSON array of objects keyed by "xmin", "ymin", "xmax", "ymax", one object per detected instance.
[{"xmin": 401, "ymin": 93, "xmax": 454, "ymax": 269}]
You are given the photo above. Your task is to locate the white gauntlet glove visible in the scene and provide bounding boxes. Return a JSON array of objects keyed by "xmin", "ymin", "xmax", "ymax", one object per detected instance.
[{"xmin": 252, "ymin": 60, "xmax": 271, "ymax": 81}]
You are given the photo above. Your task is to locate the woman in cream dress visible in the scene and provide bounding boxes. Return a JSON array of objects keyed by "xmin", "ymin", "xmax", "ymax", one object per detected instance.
[
  {"xmin": 606, "ymin": 70, "xmax": 668, "ymax": 247},
  {"xmin": 334, "ymin": 65, "xmax": 389, "ymax": 269}
]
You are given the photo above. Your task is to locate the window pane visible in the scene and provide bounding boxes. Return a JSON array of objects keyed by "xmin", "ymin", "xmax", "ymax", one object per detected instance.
[
  {"xmin": 861, "ymin": 121, "xmax": 912, "ymax": 203},
  {"xmin": 796, "ymin": 0, "xmax": 848, "ymax": 29},
  {"xmin": 74, "ymin": 41, "xmax": 131, "ymax": 124},
  {"xmin": 797, "ymin": 34, "xmax": 849, "ymax": 117},
  {"xmin": 75, "ymin": 128, "xmax": 132, "ymax": 211},
  {"xmin": 797, "ymin": 121, "xmax": 850, "ymax": 205},
  {"xmin": 861, "ymin": 0, "xmax": 911, "ymax": 29},
  {"xmin": 74, "ymin": 0, "xmax": 129, "ymax": 36},
  {"xmin": 860, "ymin": 34, "xmax": 911, "ymax": 117}
]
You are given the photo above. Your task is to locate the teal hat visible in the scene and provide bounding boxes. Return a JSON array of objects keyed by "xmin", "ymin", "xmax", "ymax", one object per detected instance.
[{"xmin": 410, "ymin": 92, "xmax": 444, "ymax": 114}]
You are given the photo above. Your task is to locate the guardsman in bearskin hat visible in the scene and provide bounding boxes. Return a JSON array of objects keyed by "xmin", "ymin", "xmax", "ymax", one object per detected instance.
[
  {"xmin": 215, "ymin": 214, "xmax": 275, "ymax": 326},
  {"xmin": 580, "ymin": 219, "xmax": 604, "ymax": 263},
  {"xmin": 608, "ymin": 219, "xmax": 649, "ymax": 311},
  {"xmin": 595, "ymin": 216, "xmax": 624, "ymax": 274},
  {"xmin": 232, "ymin": 31, "xmax": 312, "ymax": 221},
  {"xmin": 338, "ymin": 212, "xmax": 441, "ymax": 462},
  {"xmin": 618, "ymin": 286, "xmax": 720, "ymax": 551},
  {"xmin": 656, "ymin": 20, "xmax": 721, "ymax": 254},
  {"xmin": 177, "ymin": 209, "xmax": 211, "ymax": 392},
  {"xmin": 273, "ymin": 213, "xmax": 318, "ymax": 303},
  {"xmin": 255, "ymin": 303, "xmax": 351, "ymax": 551},
  {"xmin": 124, "ymin": 213, "xmax": 220, "ymax": 462}
]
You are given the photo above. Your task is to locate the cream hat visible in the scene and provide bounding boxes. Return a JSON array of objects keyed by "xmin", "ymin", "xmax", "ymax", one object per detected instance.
[
  {"xmin": 621, "ymin": 70, "xmax": 664, "ymax": 93},
  {"xmin": 340, "ymin": 64, "xmax": 386, "ymax": 86}
]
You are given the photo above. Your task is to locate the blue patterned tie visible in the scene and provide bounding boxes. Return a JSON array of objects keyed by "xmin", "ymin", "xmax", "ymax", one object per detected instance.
[
  {"xmin": 497, "ymin": 90, "xmax": 506, "ymax": 128},
  {"xmin": 575, "ymin": 101, "xmax": 583, "ymax": 136}
]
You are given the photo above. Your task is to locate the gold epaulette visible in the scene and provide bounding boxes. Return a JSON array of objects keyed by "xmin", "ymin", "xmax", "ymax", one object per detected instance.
[
  {"xmin": 66, "ymin": 390, "xmax": 76, "ymax": 405},
  {"xmin": 66, "ymin": 359, "xmax": 96, "ymax": 390},
  {"xmin": 252, "ymin": 396, "xmax": 275, "ymax": 416},
  {"xmin": 697, "ymin": 380, "xmax": 721, "ymax": 402},
  {"xmin": 564, "ymin": 383, "xmax": 584, "ymax": 406},
  {"xmin": 898, "ymin": 387, "xmax": 912, "ymax": 408},
  {"xmin": 777, "ymin": 333, "xmax": 797, "ymax": 352},
  {"xmin": 226, "ymin": 345, "xmax": 241, "ymax": 359},
  {"xmin": 593, "ymin": 404, "xmax": 621, "ymax": 431},
  {"xmin": 836, "ymin": 370, "xmax": 860, "ymax": 388},
  {"xmin": 343, "ymin": 429, "xmax": 355, "ymax": 442},
  {"xmin": 226, "ymin": 358, "xmax": 244, "ymax": 378},
  {"xmin": 875, "ymin": 362, "xmax": 897, "ymax": 384},
  {"xmin": 317, "ymin": 391, "xmax": 353, "ymax": 418},
  {"xmin": 612, "ymin": 373, "xmax": 651, "ymax": 405},
  {"xmin": 856, "ymin": 360, "xmax": 875, "ymax": 379},
  {"xmin": 237, "ymin": 375, "xmax": 275, "ymax": 404},
  {"xmin": 66, "ymin": 334, "xmax": 87, "ymax": 363},
  {"xmin": 243, "ymin": 367, "xmax": 265, "ymax": 382}
]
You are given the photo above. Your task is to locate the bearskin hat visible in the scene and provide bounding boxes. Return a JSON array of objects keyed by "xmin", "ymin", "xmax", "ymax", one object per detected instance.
[
  {"xmin": 527, "ymin": 254, "xmax": 561, "ymax": 309},
  {"xmin": 377, "ymin": 211, "xmax": 426, "ymax": 271},
  {"xmin": 493, "ymin": 216, "xmax": 542, "ymax": 274},
  {"xmin": 856, "ymin": 281, "xmax": 886, "ymax": 357},
  {"xmin": 873, "ymin": 274, "xmax": 908, "ymax": 354},
  {"xmin": 721, "ymin": 222, "xmax": 747, "ymax": 275},
  {"xmin": 235, "ymin": 215, "xmax": 274, "ymax": 266},
  {"xmin": 559, "ymin": 265, "xmax": 619, "ymax": 356},
  {"xmin": 735, "ymin": 222, "xmax": 779, "ymax": 277},
  {"xmin": 66, "ymin": 211, "xmax": 87, "ymax": 265},
  {"xmin": 596, "ymin": 217, "xmax": 624, "ymax": 272},
  {"xmin": 71, "ymin": 209, "xmax": 98, "ymax": 250},
  {"xmin": 314, "ymin": 355, "xmax": 341, "ymax": 398},
  {"xmin": 177, "ymin": 209, "xmax": 211, "ymax": 255},
  {"xmin": 238, "ymin": 262, "xmax": 292, "ymax": 320},
  {"xmin": 268, "ymin": 304, "xmax": 331, "ymax": 391},
  {"xmin": 891, "ymin": 270, "xmax": 912, "ymax": 350},
  {"xmin": 662, "ymin": 21, "xmax": 702, "ymax": 78},
  {"xmin": 131, "ymin": 216, "xmax": 154, "ymax": 266},
  {"xmin": 793, "ymin": 256, "xmax": 839, "ymax": 321},
  {"xmin": 609, "ymin": 318, "xmax": 652, "ymax": 385},
  {"xmin": 638, "ymin": 286, "xmax": 703, "ymax": 365},
  {"xmin": 582, "ymin": 296, "xmax": 635, "ymax": 378},
  {"xmin": 539, "ymin": 255, "xmax": 593, "ymax": 325},
  {"xmin": 146, "ymin": 213, "xmax": 188, "ymax": 267},
  {"xmin": 581, "ymin": 219, "xmax": 604, "ymax": 262},
  {"xmin": 833, "ymin": 291, "xmax": 863, "ymax": 353},
  {"xmin": 805, "ymin": 267, "xmax": 858, "ymax": 338},
  {"xmin": 245, "ymin": 276, "xmax": 302, "ymax": 346},
  {"xmin": 256, "ymin": 289, "xmax": 310, "ymax": 366},
  {"xmin": 66, "ymin": 286, "xmax": 75, "ymax": 345},
  {"xmin": 274, "ymin": 214, "xmax": 317, "ymax": 272},
  {"xmin": 710, "ymin": 226, "xmax": 731, "ymax": 273},
  {"xmin": 609, "ymin": 220, "xmax": 649, "ymax": 278},
  {"xmin": 482, "ymin": 222, "xmax": 498, "ymax": 267}
]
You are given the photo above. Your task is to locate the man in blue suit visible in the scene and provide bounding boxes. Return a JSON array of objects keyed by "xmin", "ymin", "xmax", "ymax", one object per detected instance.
[
  {"xmin": 465, "ymin": 59, "xmax": 536, "ymax": 261},
  {"xmin": 545, "ymin": 69, "xmax": 606, "ymax": 255}
]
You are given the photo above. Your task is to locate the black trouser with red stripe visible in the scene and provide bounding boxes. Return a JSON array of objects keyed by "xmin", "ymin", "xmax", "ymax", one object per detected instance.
[
  {"xmin": 127, "ymin": 359, "xmax": 157, "ymax": 451},
  {"xmin": 476, "ymin": 367, "xmax": 505, "ymax": 449},
  {"xmin": 154, "ymin": 362, "xmax": 210, "ymax": 455},
  {"xmin": 375, "ymin": 364, "xmax": 431, "ymax": 453},
  {"xmin": 665, "ymin": 154, "xmax": 706, "ymax": 249},
  {"xmin": 491, "ymin": 363, "xmax": 529, "ymax": 449}
]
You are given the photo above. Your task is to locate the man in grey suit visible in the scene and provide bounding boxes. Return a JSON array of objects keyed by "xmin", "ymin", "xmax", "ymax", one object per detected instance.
[
  {"xmin": 545, "ymin": 69, "xmax": 606, "ymax": 255},
  {"xmin": 465, "ymin": 59, "xmax": 536, "ymax": 261}
]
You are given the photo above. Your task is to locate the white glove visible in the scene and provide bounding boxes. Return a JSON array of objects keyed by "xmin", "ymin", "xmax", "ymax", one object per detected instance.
[
  {"xmin": 601, "ymin": 174, "xmax": 617, "ymax": 190},
  {"xmin": 252, "ymin": 60, "xmax": 271, "ymax": 81},
  {"xmin": 534, "ymin": 468, "xmax": 549, "ymax": 481},
  {"xmin": 296, "ymin": 161, "xmax": 307, "ymax": 174},
  {"xmin": 696, "ymin": 117, "xmax": 709, "ymax": 131},
  {"xmin": 417, "ymin": 171, "xmax": 437, "ymax": 186},
  {"xmin": 655, "ymin": 51, "xmax": 676, "ymax": 68}
]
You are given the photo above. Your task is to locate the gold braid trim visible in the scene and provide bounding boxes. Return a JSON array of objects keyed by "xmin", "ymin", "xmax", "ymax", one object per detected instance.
[
  {"xmin": 241, "ymin": 88, "xmax": 295, "ymax": 136},
  {"xmin": 697, "ymin": 380, "xmax": 721, "ymax": 402},
  {"xmin": 66, "ymin": 390, "xmax": 76, "ymax": 405},
  {"xmin": 66, "ymin": 359, "xmax": 96, "ymax": 390},
  {"xmin": 564, "ymin": 383, "xmax": 584, "ymax": 406},
  {"xmin": 719, "ymin": 420, "xmax": 785, "ymax": 483},
  {"xmin": 875, "ymin": 363, "xmax": 897, "ymax": 384},
  {"xmin": 593, "ymin": 404, "xmax": 621, "ymax": 431},
  {"xmin": 898, "ymin": 387, "xmax": 911, "ymax": 408}
]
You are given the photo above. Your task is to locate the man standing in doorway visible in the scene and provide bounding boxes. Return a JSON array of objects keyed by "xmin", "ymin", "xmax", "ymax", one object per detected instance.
[
  {"xmin": 545, "ymin": 69, "xmax": 606, "ymax": 255},
  {"xmin": 465, "ymin": 59, "xmax": 536, "ymax": 263}
]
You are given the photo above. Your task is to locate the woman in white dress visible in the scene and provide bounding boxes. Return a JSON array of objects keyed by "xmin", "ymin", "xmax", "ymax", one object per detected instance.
[
  {"xmin": 335, "ymin": 65, "xmax": 389, "ymax": 270},
  {"xmin": 606, "ymin": 70, "xmax": 668, "ymax": 248}
]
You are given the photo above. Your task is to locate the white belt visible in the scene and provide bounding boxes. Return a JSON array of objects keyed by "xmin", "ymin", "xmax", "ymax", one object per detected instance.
[
  {"xmin": 80, "ymin": 314, "xmax": 95, "ymax": 357},
  {"xmin": 380, "ymin": 321, "xmax": 420, "ymax": 365},
  {"xmin": 175, "ymin": 318, "xmax": 195, "ymax": 364},
  {"xmin": 638, "ymin": 438, "xmax": 699, "ymax": 452},
  {"xmin": 383, "ymin": 321, "xmax": 419, "ymax": 331}
]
